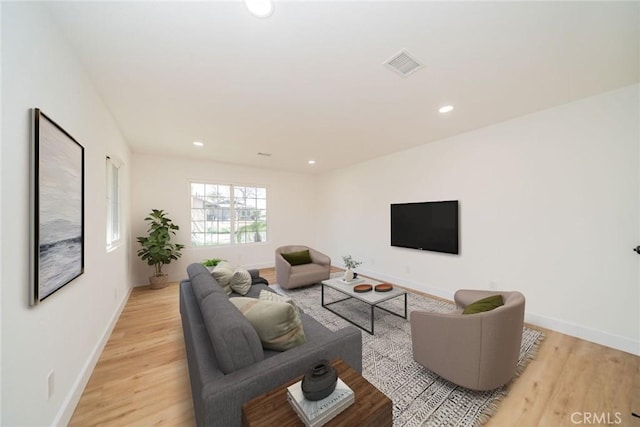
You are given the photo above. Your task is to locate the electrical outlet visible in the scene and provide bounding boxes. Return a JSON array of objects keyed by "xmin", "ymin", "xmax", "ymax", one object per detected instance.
[{"xmin": 48, "ymin": 370, "xmax": 54, "ymax": 400}]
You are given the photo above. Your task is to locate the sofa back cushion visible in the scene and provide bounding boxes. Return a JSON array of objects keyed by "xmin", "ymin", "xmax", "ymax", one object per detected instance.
[
  {"xmin": 187, "ymin": 263, "xmax": 226, "ymax": 303},
  {"xmin": 199, "ymin": 292, "xmax": 264, "ymax": 374}
]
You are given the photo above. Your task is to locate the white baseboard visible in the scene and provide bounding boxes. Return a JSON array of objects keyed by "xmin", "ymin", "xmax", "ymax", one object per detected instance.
[
  {"xmin": 524, "ymin": 312, "xmax": 640, "ymax": 356},
  {"xmin": 357, "ymin": 267, "xmax": 640, "ymax": 357},
  {"xmin": 53, "ymin": 286, "xmax": 133, "ymax": 426}
]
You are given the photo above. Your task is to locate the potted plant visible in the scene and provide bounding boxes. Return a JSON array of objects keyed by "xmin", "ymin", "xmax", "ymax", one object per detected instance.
[
  {"xmin": 136, "ymin": 209, "xmax": 185, "ymax": 289},
  {"xmin": 202, "ymin": 258, "xmax": 224, "ymax": 272},
  {"xmin": 342, "ymin": 255, "xmax": 362, "ymax": 282}
]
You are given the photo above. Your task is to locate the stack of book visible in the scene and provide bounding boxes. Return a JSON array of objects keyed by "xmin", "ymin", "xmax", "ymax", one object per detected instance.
[{"xmin": 286, "ymin": 378, "xmax": 354, "ymax": 427}]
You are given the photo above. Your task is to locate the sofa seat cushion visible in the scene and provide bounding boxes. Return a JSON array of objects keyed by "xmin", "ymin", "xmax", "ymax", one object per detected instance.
[
  {"xmin": 290, "ymin": 263, "xmax": 329, "ymax": 282},
  {"xmin": 200, "ymin": 292, "xmax": 264, "ymax": 374},
  {"xmin": 230, "ymin": 297, "xmax": 307, "ymax": 351}
]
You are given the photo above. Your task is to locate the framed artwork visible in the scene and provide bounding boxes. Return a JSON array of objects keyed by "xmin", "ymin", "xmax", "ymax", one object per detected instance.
[{"xmin": 31, "ymin": 108, "xmax": 85, "ymax": 305}]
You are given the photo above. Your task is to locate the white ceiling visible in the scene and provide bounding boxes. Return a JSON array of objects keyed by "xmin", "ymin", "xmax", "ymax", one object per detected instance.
[{"xmin": 46, "ymin": 1, "xmax": 639, "ymax": 174}]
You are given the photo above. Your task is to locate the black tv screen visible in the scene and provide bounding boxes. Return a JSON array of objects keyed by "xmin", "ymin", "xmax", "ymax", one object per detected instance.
[{"xmin": 390, "ymin": 200, "xmax": 459, "ymax": 254}]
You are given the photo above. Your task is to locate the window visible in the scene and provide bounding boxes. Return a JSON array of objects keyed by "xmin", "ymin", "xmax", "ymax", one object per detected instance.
[
  {"xmin": 190, "ymin": 182, "xmax": 267, "ymax": 246},
  {"xmin": 106, "ymin": 156, "xmax": 121, "ymax": 248}
]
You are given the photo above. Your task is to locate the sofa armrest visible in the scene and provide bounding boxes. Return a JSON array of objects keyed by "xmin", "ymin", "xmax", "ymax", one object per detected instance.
[
  {"xmin": 198, "ymin": 326, "xmax": 362, "ymax": 427},
  {"xmin": 309, "ymin": 248, "xmax": 331, "ymax": 266},
  {"xmin": 275, "ymin": 253, "xmax": 292, "ymax": 287}
]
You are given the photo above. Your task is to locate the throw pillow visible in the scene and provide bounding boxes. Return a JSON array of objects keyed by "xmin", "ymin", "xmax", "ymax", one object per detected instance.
[
  {"xmin": 230, "ymin": 297, "xmax": 307, "ymax": 351},
  {"xmin": 211, "ymin": 262, "xmax": 234, "ymax": 295},
  {"xmin": 281, "ymin": 249, "xmax": 312, "ymax": 266},
  {"xmin": 462, "ymin": 294, "xmax": 505, "ymax": 315},
  {"xmin": 230, "ymin": 268, "xmax": 252, "ymax": 295},
  {"xmin": 259, "ymin": 289, "xmax": 298, "ymax": 311}
]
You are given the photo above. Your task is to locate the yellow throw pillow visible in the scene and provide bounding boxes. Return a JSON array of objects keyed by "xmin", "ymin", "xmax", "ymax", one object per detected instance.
[{"xmin": 230, "ymin": 297, "xmax": 306, "ymax": 351}]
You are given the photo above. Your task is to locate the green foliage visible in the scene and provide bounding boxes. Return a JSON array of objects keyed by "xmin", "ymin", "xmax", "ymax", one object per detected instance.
[
  {"xmin": 136, "ymin": 209, "xmax": 185, "ymax": 276},
  {"xmin": 202, "ymin": 258, "xmax": 223, "ymax": 267},
  {"xmin": 342, "ymin": 255, "xmax": 362, "ymax": 270},
  {"xmin": 236, "ymin": 220, "xmax": 267, "ymax": 243}
]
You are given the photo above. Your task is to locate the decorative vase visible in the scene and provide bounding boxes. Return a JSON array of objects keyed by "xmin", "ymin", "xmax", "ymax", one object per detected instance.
[
  {"xmin": 343, "ymin": 269, "xmax": 354, "ymax": 281},
  {"xmin": 301, "ymin": 360, "xmax": 338, "ymax": 401},
  {"xmin": 149, "ymin": 274, "xmax": 168, "ymax": 289}
]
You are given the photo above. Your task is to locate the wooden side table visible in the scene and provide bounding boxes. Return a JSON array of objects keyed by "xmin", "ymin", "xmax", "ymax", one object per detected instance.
[{"xmin": 242, "ymin": 359, "xmax": 392, "ymax": 427}]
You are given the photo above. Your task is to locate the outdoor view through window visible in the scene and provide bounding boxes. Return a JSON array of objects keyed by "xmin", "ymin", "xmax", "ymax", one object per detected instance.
[{"xmin": 190, "ymin": 182, "xmax": 267, "ymax": 246}]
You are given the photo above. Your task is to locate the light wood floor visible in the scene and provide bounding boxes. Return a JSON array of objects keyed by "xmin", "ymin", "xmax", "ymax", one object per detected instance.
[{"xmin": 70, "ymin": 268, "xmax": 639, "ymax": 426}]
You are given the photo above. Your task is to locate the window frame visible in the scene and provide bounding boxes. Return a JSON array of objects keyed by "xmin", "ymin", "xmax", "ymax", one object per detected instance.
[
  {"xmin": 106, "ymin": 156, "xmax": 122, "ymax": 250},
  {"xmin": 189, "ymin": 180, "xmax": 268, "ymax": 247}
]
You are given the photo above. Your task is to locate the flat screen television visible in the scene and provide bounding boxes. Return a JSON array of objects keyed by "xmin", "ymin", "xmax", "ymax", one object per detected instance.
[{"xmin": 390, "ymin": 200, "xmax": 459, "ymax": 254}]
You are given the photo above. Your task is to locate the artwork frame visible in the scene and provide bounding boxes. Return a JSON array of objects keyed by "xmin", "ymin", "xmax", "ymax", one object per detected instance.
[{"xmin": 31, "ymin": 108, "xmax": 85, "ymax": 305}]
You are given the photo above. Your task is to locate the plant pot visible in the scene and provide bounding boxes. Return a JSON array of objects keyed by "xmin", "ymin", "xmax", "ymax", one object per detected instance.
[
  {"xmin": 343, "ymin": 269, "xmax": 354, "ymax": 281},
  {"xmin": 149, "ymin": 274, "xmax": 168, "ymax": 289}
]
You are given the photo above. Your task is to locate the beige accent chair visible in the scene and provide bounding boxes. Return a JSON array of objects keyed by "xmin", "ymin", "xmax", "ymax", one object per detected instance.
[
  {"xmin": 275, "ymin": 245, "xmax": 331, "ymax": 289},
  {"xmin": 410, "ymin": 289, "xmax": 525, "ymax": 391}
]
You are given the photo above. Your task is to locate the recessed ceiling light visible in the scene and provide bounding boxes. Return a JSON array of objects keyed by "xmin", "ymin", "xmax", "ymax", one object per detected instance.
[
  {"xmin": 308, "ymin": 160, "xmax": 316, "ymax": 165},
  {"xmin": 439, "ymin": 105, "xmax": 454, "ymax": 113},
  {"xmin": 193, "ymin": 141, "xmax": 204, "ymax": 147},
  {"xmin": 245, "ymin": 0, "xmax": 274, "ymax": 18}
]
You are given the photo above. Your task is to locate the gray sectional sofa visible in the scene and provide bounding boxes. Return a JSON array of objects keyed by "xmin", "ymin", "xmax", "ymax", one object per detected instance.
[{"xmin": 180, "ymin": 263, "xmax": 363, "ymax": 427}]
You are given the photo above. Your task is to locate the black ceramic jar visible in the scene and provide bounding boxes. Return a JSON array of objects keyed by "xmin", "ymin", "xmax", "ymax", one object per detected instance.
[{"xmin": 301, "ymin": 360, "xmax": 338, "ymax": 401}]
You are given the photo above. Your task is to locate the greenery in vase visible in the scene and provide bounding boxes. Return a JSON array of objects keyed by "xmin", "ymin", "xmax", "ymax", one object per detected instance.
[
  {"xmin": 342, "ymin": 255, "xmax": 362, "ymax": 270},
  {"xmin": 202, "ymin": 258, "xmax": 223, "ymax": 268},
  {"xmin": 136, "ymin": 209, "xmax": 185, "ymax": 277}
]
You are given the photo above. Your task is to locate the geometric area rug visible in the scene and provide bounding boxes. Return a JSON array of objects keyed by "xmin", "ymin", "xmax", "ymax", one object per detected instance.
[{"xmin": 273, "ymin": 277, "xmax": 544, "ymax": 427}]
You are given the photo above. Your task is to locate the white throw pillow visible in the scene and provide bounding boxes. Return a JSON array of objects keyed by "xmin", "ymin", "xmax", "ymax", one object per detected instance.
[
  {"xmin": 259, "ymin": 289, "xmax": 298, "ymax": 311},
  {"xmin": 211, "ymin": 262, "xmax": 234, "ymax": 294},
  {"xmin": 230, "ymin": 268, "xmax": 252, "ymax": 295},
  {"xmin": 230, "ymin": 297, "xmax": 306, "ymax": 351}
]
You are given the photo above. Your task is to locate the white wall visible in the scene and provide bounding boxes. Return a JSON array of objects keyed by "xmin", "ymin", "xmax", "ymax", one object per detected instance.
[
  {"xmin": 316, "ymin": 85, "xmax": 640, "ymax": 355},
  {"xmin": 1, "ymin": 3, "xmax": 132, "ymax": 425},
  {"xmin": 130, "ymin": 154, "xmax": 318, "ymax": 284},
  {"xmin": 0, "ymin": 2, "xmax": 3, "ymax": 420}
]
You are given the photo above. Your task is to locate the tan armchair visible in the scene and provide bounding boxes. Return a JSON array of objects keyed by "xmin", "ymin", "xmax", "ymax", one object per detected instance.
[
  {"xmin": 410, "ymin": 289, "xmax": 525, "ymax": 391},
  {"xmin": 275, "ymin": 245, "xmax": 331, "ymax": 289}
]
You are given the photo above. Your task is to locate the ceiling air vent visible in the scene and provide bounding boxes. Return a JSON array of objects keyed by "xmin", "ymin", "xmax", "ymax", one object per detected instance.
[{"xmin": 384, "ymin": 49, "xmax": 424, "ymax": 77}]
